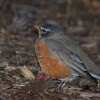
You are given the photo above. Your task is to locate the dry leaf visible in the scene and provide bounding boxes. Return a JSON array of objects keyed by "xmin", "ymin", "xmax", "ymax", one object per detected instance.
[
  {"xmin": 20, "ymin": 65, "xmax": 35, "ymax": 79},
  {"xmin": 8, "ymin": 34, "xmax": 16, "ymax": 39}
]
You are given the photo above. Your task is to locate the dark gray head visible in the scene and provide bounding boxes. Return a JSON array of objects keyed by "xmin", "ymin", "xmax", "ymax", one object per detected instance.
[{"xmin": 34, "ymin": 24, "xmax": 62, "ymax": 38}]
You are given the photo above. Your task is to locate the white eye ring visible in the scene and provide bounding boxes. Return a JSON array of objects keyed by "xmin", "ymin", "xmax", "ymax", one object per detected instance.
[{"xmin": 42, "ymin": 29, "xmax": 46, "ymax": 33}]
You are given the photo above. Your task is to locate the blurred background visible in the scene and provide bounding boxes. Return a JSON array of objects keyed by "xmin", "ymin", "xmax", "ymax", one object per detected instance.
[{"xmin": 0, "ymin": 0, "xmax": 100, "ymax": 99}]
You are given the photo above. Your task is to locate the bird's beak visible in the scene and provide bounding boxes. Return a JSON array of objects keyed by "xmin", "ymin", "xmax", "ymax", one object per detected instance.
[{"xmin": 33, "ymin": 25, "xmax": 39, "ymax": 30}]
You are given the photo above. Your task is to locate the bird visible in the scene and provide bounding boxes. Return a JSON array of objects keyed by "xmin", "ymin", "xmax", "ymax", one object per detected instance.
[{"xmin": 34, "ymin": 24, "xmax": 100, "ymax": 86}]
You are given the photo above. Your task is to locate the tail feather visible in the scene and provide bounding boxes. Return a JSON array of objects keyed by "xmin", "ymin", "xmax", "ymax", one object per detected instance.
[
  {"xmin": 90, "ymin": 73, "xmax": 100, "ymax": 80},
  {"xmin": 85, "ymin": 72, "xmax": 98, "ymax": 84}
]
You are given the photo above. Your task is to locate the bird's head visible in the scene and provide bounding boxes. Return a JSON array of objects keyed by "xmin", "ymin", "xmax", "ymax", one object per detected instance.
[{"xmin": 34, "ymin": 24, "xmax": 63, "ymax": 39}]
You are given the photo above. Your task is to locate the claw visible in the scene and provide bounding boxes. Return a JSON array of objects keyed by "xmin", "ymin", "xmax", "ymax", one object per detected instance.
[{"xmin": 58, "ymin": 79, "xmax": 69, "ymax": 89}]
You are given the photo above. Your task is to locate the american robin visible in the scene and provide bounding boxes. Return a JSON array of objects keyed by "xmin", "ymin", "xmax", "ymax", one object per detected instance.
[{"xmin": 34, "ymin": 24, "xmax": 100, "ymax": 86}]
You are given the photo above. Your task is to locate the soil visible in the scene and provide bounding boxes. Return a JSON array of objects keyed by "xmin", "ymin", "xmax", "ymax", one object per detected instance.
[{"xmin": 0, "ymin": 0, "xmax": 100, "ymax": 100}]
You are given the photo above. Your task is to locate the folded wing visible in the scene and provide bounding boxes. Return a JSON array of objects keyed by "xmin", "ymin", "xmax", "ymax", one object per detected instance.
[{"xmin": 45, "ymin": 39, "xmax": 98, "ymax": 83}]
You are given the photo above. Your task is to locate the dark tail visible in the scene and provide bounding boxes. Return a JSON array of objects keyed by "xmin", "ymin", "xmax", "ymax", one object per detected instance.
[{"xmin": 85, "ymin": 71, "xmax": 98, "ymax": 84}]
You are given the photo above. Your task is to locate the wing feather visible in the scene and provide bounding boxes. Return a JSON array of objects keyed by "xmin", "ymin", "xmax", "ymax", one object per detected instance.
[{"xmin": 45, "ymin": 39, "xmax": 88, "ymax": 77}]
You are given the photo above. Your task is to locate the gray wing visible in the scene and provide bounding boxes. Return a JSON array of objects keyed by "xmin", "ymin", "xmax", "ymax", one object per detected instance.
[
  {"xmin": 61, "ymin": 37, "xmax": 100, "ymax": 79},
  {"xmin": 45, "ymin": 37, "xmax": 100, "ymax": 80},
  {"xmin": 45, "ymin": 39, "xmax": 93, "ymax": 78}
]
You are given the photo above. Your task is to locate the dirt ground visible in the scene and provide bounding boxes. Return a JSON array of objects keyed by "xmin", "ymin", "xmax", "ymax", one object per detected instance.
[{"xmin": 0, "ymin": 0, "xmax": 100, "ymax": 100}]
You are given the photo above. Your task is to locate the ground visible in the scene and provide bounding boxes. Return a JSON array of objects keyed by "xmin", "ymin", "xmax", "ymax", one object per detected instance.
[{"xmin": 0, "ymin": 0, "xmax": 100, "ymax": 100}]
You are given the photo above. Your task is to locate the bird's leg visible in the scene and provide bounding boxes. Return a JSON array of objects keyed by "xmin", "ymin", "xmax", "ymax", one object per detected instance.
[
  {"xmin": 58, "ymin": 81, "xmax": 64, "ymax": 89},
  {"xmin": 60, "ymin": 79, "xmax": 69, "ymax": 89},
  {"xmin": 58, "ymin": 78, "xmax": 70, "ymax": 89},
  {"xmin": 58, "ymin": 75, "xmax": 78, "ymax": 89}
]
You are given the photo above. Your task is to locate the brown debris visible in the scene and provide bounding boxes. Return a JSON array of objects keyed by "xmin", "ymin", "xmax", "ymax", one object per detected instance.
[
  {"xmin": 20, "ymin": 65, "xmax": 35, "ymax": 79},
  {"xmin": 0, "ymin": 0, "xmax": 100, "ymax": 100}
]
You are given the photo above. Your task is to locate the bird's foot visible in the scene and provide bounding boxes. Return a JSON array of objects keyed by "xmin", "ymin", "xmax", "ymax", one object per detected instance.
[{"xmin": 58, "ymin": 80, "xmax": 69, "ymax": 90}]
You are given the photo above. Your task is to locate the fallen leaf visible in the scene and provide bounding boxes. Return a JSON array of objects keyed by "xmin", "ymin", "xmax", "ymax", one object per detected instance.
[
  {"xmin": 20, "ymin": 65, "xmax": 35, "ymax": 79},
  {"xmin": 8, "ymin": 34, "xmax": 16, "ymax": 39}
]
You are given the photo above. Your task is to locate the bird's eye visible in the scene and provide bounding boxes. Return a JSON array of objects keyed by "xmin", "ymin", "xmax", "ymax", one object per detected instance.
[{"xmin": 42, "ymin": 29, "xmax": 46, "ymax": 32}]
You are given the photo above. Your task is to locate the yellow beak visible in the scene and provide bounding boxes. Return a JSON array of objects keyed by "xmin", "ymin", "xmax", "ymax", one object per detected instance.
[{"xmin": 33, "ymin": 25, "xmax": 39, "ymax": 30}]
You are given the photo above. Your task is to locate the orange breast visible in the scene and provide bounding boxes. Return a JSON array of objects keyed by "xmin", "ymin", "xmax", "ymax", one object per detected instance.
[{"xmin": 35, "ymin": 38, "xmax": 72, "ymax": 79}]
